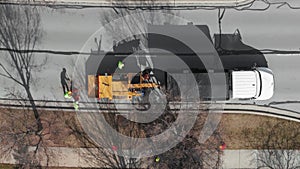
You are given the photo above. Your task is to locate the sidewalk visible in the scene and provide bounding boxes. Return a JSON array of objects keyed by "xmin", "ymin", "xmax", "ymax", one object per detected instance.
[
  {"xmin": 3, "ymin": 0, "xmax": 253, "ymax": 7},
  {"xmin": 1, "ymin": 147, "xmax": 299, "ymax": 168},
  {"xmin": 223, "ymin": 149, "xmax": 300, "ymax": 168}
]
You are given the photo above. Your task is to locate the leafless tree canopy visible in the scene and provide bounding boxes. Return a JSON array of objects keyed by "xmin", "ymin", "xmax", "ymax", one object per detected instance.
[
  {"xmin": 66, "ymin": 111, "xmax": 145, "ymax": 168},
  {"xmin": 243, "ymin": 121, "xmax": 300, "ymax": 169},
  {"xmin": 67, "ymin": 106, "xmax": 223, "ymax": 168}
]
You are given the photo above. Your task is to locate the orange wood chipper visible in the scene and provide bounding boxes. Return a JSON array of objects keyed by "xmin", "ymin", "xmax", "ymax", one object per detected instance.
[{"xmin": 87, "ymin": 73, "xmax": 159, "ymax": 100}]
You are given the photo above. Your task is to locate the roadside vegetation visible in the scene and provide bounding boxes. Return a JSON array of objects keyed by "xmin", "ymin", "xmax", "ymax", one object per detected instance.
[
  {"xmin": 2, "ymin": 108, "xmax": 299, "ymax": 150},
  {"xmin": 219, "ymin": 114, "xmax": 300, "ymax": 149},
  {"xmin": 0, "ymin": 164, "xmax": 82, "ymax": 169},
  {"xmin": 1, "ymin": 108, "xmax": 300, "ymax": 168}
]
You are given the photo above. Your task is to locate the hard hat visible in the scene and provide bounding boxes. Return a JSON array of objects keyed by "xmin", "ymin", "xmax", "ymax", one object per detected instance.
[
  {"xmin": 118, "ymin": 61, "xmax": 125, "ymax": 69},
  {"xmin": 155, "ymin": 156, "xmax": 160, "ymax": 162}
]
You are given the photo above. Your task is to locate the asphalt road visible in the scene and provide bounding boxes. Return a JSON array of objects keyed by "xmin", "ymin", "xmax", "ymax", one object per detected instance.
[{"xmin": 0, "ymin": 0, "xmax": 300, "ymax": 112}]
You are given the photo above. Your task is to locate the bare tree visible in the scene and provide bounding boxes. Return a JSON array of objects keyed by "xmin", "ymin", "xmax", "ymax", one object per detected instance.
[
  {"xmin": 0, "ymin": 106, "xmax": 82, "ymax": 168},
  {"xmin": 142, "ymin": 112, "xmax": 223, "ymax": 169},
  {"xmin": 243, "ymin": 121, "xmax": 300, "ymax": 169},
  {"xmin": 80, "ymin": 2, "xmax": 223, "ymax": 168},
  {"xmin": 64, "ymin": 99, "xmax": 223, "ymax": 168},
  {"xmin": 66, "ymin": 110, "xmax": 146, "ymax": 168},
  {"xmin": 0, "ymin": 3, "xmax": 48, "ymax": 168}
]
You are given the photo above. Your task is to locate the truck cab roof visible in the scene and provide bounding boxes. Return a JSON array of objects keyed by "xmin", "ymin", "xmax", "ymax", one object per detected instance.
[
  {"xmin": 232, "ymin": 68, "xmax": 274, "ymax": 100},
  {"xmin": 232, "ymin": 70, "xmax": 259, "ymax": 99}
]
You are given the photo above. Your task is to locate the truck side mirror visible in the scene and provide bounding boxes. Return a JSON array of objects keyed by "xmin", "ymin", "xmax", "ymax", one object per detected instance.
[
  {"xmin": 234, "ymin": 29, "xmax": 242, "ymax": 41},
  {"xmin": 251, "ymin": 62, "xmax": 257, "ymax": 70}
]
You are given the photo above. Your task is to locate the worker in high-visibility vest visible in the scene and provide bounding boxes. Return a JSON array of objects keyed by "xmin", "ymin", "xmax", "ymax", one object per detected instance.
[
  {"xmin": 154, "ymin": 156, "xmax": 160, "ymax": 163},
  {"xmin": 61, "ymin": 68, "xmax": 70, "ymax": 98}
]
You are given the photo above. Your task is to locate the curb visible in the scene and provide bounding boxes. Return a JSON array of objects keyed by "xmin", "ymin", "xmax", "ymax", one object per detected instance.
[
  {"xmin": 0, "ymin": 99, "xmax": 299, "ymax": 122},
  {"xmin": 1, "ymin": 0, "xmax": 254, "ymax": 7}
]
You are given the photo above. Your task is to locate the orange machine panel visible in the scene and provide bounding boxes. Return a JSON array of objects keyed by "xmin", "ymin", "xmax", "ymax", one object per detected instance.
[
  {"xmin": 98, "ymin": 75, "xmax": 113, "ymax": 100},
  {"xmin": 88, "ymin": 75, "xmax": 97, "ymax": 98}
]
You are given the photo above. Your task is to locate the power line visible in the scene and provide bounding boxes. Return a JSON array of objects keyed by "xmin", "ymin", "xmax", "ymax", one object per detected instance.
[{"xmin": 0, "ymin": 47, "xmax": 86, "ymax": 55}]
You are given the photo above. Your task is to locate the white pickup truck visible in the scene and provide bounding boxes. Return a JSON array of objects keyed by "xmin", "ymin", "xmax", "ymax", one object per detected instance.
[
  {"xmin": 87, "ymin": 24, "xmax": 275, "ymax": 101},
  {"xmin": 231, "ymin": 67, "xmax": 274, "ymax": 100}
]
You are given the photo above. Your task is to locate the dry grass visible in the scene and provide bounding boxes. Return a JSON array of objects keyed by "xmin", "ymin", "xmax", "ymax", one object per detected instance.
[
  {"xmin": 1, "ymin": 108, "xmax": 300, "ymax": 150},
  {"xmin": 219, "ymin": 113, "xmax": 300, "ymax": 149}
]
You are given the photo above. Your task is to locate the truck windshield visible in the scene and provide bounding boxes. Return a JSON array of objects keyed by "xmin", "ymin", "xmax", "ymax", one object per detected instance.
[{"xmin": 256, "ymin": 70, "xmax": 263, "ymax": 98}]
